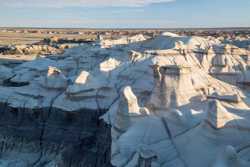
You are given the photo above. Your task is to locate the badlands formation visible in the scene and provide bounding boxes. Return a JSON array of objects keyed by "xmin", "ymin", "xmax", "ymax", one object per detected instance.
[{"xmin": 0, "ymin": 32, "xmax": 250, "ymax": 167}]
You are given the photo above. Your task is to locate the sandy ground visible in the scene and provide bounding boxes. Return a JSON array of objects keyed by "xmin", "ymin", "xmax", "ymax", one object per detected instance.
[{"xmin": 0, "ymin": 31, "xmax": 96, "ymax": 45}]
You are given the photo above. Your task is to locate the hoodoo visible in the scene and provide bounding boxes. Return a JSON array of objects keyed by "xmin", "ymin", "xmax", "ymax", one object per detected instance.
[{"xmin": 148, "ymin": 65, "xmax": 199, "ymax": 111}]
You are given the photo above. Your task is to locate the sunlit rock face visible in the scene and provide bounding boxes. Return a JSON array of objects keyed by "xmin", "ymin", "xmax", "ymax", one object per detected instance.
[
  {"xmin": 147, "ymin": 65, "xmax": 201, "ymax": 111},
  {"xmin": 41, "ymin": 66, "xmax": 68, "ymax": 89},
  {"xmin": 0, "ymin": 32, "xmax": 250, "ymax": 167},
  {"xmin": 99, "ymin": 34, "xmax": 148, "ymax": 48}
]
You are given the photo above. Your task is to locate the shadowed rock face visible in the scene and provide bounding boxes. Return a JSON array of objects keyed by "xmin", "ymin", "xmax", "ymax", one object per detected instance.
[{"xmin": 0, "ymin": 103, "xmax": 112, "ymax": 167}]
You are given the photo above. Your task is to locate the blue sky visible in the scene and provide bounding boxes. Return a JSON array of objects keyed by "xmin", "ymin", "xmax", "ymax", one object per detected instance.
[{"xmin": 0, "ymin": 0, "xmax": 250, "ymax": 28}]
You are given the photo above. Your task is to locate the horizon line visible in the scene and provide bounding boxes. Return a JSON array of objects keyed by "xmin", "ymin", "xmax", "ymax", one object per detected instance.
[{"xmin": 1, "ymin": 26, "xmax": 250, "ymax": 30}]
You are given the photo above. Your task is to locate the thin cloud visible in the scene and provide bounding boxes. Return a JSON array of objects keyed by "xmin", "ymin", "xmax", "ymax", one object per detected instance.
[{"xmin": 1, "ymin": 0, "xmax": 176, "ymax": 8}]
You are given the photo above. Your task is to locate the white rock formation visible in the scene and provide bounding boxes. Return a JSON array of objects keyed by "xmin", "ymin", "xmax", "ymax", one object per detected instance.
[
  {"xmin": 100, "ymin": 34, "xmax": 147, "ymax": 48},
  {"xmin": 161, "ymin": 32, "xmax": 180, "ymax": 37},
  {"xmin": 66, "ymin": 70, "xmax": 90, "ymax": 95},
  {"xmin": 0, "ymin": 32, "xmax": 249, "ymax": 167},
  {"xmin": 147, "ymin": 65, "xmax": 201, "ymax": 112},
  {"xmin": 113, "ymin": 86, "xmax": 149, "ymax": 133},
  {"xmin": 41, "ymin": 66, "xmax": 68, "ymax": 89},
  {"xmin": 100, "ymin": 58, "xmax": 121, "ymax": 72},
  {"xmin": 205, "ymin": 100, "xmax": 240, "ymax": 129}
]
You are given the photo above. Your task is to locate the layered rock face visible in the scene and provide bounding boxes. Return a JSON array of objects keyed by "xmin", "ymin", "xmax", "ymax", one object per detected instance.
[{"xmin": 0, "ymin": 32, "xmax": 250, "ymax": 167}]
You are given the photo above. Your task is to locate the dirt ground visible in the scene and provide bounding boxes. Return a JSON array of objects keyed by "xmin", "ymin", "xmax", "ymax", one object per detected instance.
[{"xmin": 0, "ymin": 29, "xmax": 96, "ymax": 45}]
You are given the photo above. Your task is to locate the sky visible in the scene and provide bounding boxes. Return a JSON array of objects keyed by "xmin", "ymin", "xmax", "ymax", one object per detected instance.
[{"xmin": 0, "ymin": 0, "xmax": 250, "ymax": 28}]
